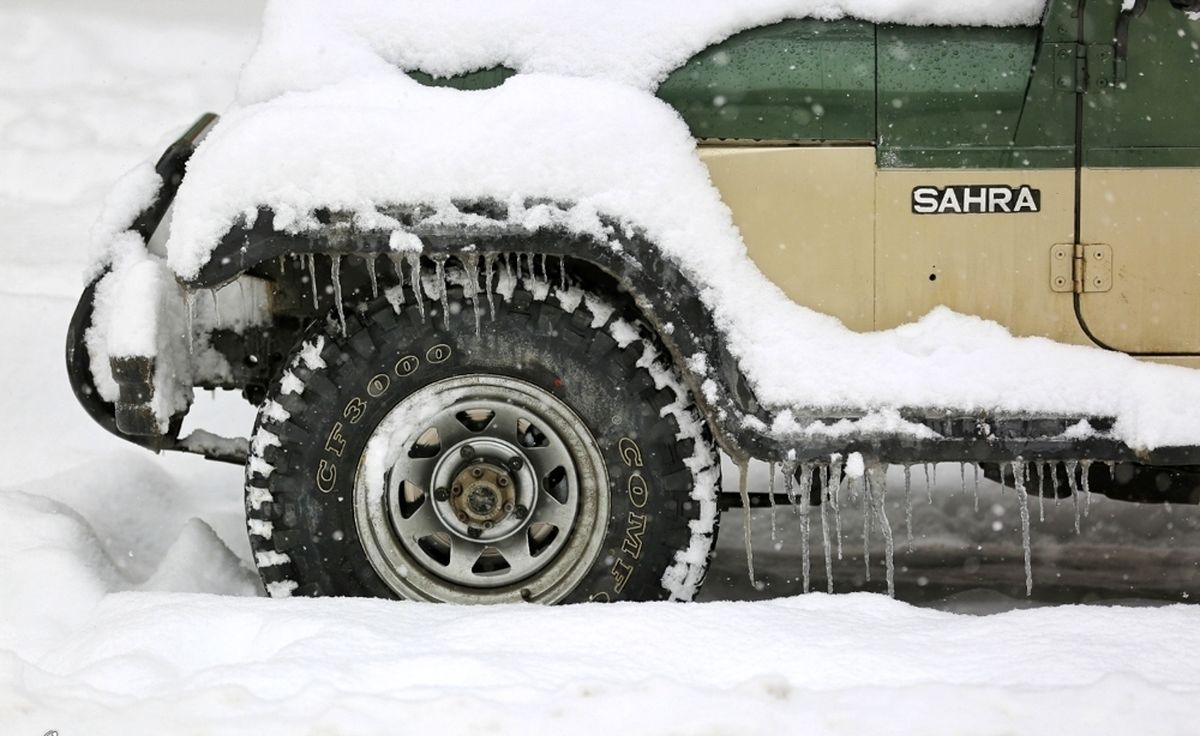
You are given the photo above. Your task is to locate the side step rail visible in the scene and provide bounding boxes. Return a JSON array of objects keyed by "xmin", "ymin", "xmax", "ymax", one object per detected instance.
[{"xmin": 761, "ymin": 413, "xmax": 1200, "ymax": 466}]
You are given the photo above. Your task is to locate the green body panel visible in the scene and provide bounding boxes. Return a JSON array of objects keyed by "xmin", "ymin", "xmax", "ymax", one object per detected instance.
[
  {"xmin": 875, "ymin": 0, "xmax": 1083, "ymax": 168},
  {"xmin": 409, "ymin": 67, "xmax": 515, "ymax": 91},
  {"xmin": 1015, "ymin": 0, "xmax": 1087, "ymax": 164},
  {"xmin": 875, "ymin": 26, "xmax": 1056, "ymax": 168},
  {"xmin": 412, "ymin": 0, "xmax": 1200, "ymax": 168},
  {"xmin": 1082, "ymin": 0, "xmax": 1200, "ymax": 167},
  {"xmin": 656, "ymin": 19, "xmax": 875, "ymax": 142}
]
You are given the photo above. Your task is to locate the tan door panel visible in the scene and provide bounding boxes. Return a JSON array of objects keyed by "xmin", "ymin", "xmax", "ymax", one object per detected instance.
[
  {"xmin": 700, "ymin": 146, "xmax": 875, "ymax": 331},
  {"xmin": 1079, "ymin": 168, "xmax": 1200, "ymax": 354},
  {"xmin": 875, "ymin": 169, "xmax": 1087, "ymax": 344}
]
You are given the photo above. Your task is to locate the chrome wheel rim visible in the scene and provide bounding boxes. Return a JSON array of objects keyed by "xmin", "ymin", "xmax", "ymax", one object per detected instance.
[{"xmin": 354, "ymin": 375, "xmax": 608, "ymax": 603}]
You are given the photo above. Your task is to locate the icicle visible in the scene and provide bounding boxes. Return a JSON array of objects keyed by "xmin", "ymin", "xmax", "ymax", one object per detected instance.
[
  {"xmin": 1066, "ymin": 460, "xmax": 1081, "ymax": 534},
  {"xmin": 828, "ymin": 460, "xmax": 844, "ymax": 560},
  {"xmin": 407, "ymin": 252, "xmax": 426, "ymax": 322},
  {"xmin": 903, "ymin": 464, "xmax": 914, "ymax": 551},
  {"xmin": 387, "ymin": 254, "xmax": 406, "ymax": 308},
  {"xmin": 209, "ymin": 289, "xmax": 221, "ymax": 330},
  {"xmin": 796, "ymin": 462, "xmax": 812, "ymax": 593},
  {"xmin": 433, "ymin": 255, "xmax": 450, "ymax": 330},
  {"xmin": 365, "ymin": 255, "xmax": 379, "ymax": 299},
  {"xmin": 868, "ymin": 462, "xmax": 895, "ymax": 597},
  {"xmin": 857, "ymin": 469, "xmax": 872, "ymax": 582},
  {"xmin": 464, "ymin": 253, "xmax": 482, "ymax": 337},
  {"xmin": 1012, "ymin": 459, "xmax": 1033, "ymax": 596},
  {"xmin": 767, "ymin": 461, "xmax": 778, "ymax": 544},
  {"xmin": 559, "ymin": 255, "xmax": 568, "ymax": 292},
  {"xmin": 736, "ymin": 459, "xmax": 755, "ymax": 586},
  {"xmin": 330, "ymin": 255, "xmax": 347, "ymax": 337},
  {"xmin": 1081, "ymin": 460, "xmax": 1093, "ymax": 516},
  {"xmin": 785, "ymin": 461, "xmax": 799, "ymax": 510},
  {"xmin": 483, "ymin": 253, "xmax": 497, "ymax": 320},
  {"xmin": 184, "ymin": 290, "xmax": 196, "ymax": 354},
  {"xmin": 306, "ymin": 254, "xmax": 319, "ymax": 306},
  {"xmin": 924, "ymin": 463, "xmax": 934, "ymax": 504},
  {"xmin": 818, "ymin": 464, "xmax": 833, "ymax": 594},
  {"xmin": 1037, "ymin": 461, "xmax": 1049, "ymax": 523},
  {"xmin": 959, "ymin": 462, "xmax": 966, "ymax": 497},
  {"xmin": 277, "ymin": 255, "xmax": 286, "ymax": 271},
  {"xmin": 1104, "ymin": 461, "xmax": 1115, "ymax": 480},
  {"xmin": 236, "ymin": 278, "xmax": 249, "ymax": 328},
  {"xmin": 972, "ymin": 463, "xmax": 981, "ymax": 512}
]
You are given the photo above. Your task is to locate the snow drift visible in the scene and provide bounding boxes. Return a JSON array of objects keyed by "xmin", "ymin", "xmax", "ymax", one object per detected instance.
[
  {"xmin": 5, "ymin": 468, "xmax": 1200, "ymax": 736},
  {"xmin": 8, "ymin": 4, "xmax": 1200, "ymax": 733}
]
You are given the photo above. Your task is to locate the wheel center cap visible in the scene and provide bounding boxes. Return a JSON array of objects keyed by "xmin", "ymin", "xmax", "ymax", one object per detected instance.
[
  {"xmin": 468, "ymin": 487, "xmax": 498, "ymax": 515},
  {"xmin": 431, "ymin": 438, "xmax": 539, "ymax": 543},
  {"xmin": 452, "ymin": 461, "xmax": 514, "ymax": 524}
]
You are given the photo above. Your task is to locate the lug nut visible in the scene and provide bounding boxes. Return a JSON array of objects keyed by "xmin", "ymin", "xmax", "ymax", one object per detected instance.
[
  {"xmin": 497, "ymin": 476, "xmax": 509, "ymax": 487},
  {"xmin": 456, "ymin": 512, "xmax": 468, "ymax": 522},
  {"xmin": 514, "ymin": 504, "xmax": 529, "ymax": 520},
  {"xmin": 483, "ymin": 521, "xmax": 494, "ymax": 529},
  {"xmin": 452, "ymin": 484, "xmax": 462, "ymax": 497},
  {"xmin": 506, "ymin": 456, "xmax": 524, "ymax": 471},
  {"xmin": 460, "ymin": 446, "xmax": 475, "ymax": 459},
  {"xmin": 471, "ymin": 467, "xmax": 484, "ymax": 479},
  {"xmin": 434, "ymin": 487, "xmax": 450, "ymax": 502},
  {"xmin": 503, "ymin": 502, "xmax": 514, "ymax": 513}
]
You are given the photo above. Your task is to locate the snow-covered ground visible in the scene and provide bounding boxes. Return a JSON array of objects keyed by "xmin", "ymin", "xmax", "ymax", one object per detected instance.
[{"xmin": 3, "ymin": 2, "xmax": 1200, "ymax": 734}]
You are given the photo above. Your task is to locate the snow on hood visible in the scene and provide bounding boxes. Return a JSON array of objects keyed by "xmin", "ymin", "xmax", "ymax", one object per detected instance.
[
  {"xmin": 237, "ymin": 0, "xmax": 1048, "ymax": 103},
  {"xmin": 161, "ymin": 0, "xmax": 1200, "ymax": 452}
]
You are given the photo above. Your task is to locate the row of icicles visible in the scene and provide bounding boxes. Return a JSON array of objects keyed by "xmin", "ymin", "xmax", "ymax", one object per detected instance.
[
  {"xmin": 737, "ymin": 457, "xmax": 1106, "ymax": 597},
  {"xmin": 284, "ymin": 250, "xmax": 568, "ymax": 337}
]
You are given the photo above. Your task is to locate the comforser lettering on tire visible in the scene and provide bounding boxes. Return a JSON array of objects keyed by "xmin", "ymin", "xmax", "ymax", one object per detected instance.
[{"xmin": 611, "ymin": 436, "xmax": 648, "ymax": 592}]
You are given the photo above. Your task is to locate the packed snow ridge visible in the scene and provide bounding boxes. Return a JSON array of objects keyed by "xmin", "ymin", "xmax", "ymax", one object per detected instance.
[
  {"xmin": 90, "ymin": 0, "xmax": 1200, "ymax": 451},
  {"xmin": 237, "ymin": 0, "xmax": 1048, "ymax": 101}
]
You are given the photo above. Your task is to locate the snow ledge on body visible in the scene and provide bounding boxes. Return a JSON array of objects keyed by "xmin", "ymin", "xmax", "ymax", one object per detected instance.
[{"xmin": 237, "ymin": 0, "xmax": 1049, "ymax": 103}]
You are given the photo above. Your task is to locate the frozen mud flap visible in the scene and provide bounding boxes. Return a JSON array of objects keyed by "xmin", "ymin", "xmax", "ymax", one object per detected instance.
[{"xmin": 108, "ymin": 354, "xmax": 159, "ymax": 435}]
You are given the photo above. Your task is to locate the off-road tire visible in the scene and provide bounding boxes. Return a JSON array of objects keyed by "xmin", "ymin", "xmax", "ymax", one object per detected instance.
[{"xmin": 244, "ymin": 272, "xmax": 719, "ymax": 603}]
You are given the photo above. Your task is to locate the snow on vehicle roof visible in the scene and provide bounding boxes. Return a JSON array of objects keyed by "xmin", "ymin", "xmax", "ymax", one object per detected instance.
[
  {"xmin": 153, "ymin": 0, "xmax": 1200, "ymax": 452},
  {"xmin": 237, "ymin": 0, "xmax": 1049, "ymax": 103}
]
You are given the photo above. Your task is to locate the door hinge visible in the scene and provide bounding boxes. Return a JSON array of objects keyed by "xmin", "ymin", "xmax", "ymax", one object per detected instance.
[
  {"xmin": 1051, "ymin": 243, "xmax": 1113, "ymax": 293},
  {"xmin": 1050, "ymin": 43, "xmax": 1087, "ymax": 93}
]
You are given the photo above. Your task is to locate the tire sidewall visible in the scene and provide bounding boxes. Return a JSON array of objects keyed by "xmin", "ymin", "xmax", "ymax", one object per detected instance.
[{"xmin": 260, "ymin": 288, "xmax": 700, "ymax": 603}]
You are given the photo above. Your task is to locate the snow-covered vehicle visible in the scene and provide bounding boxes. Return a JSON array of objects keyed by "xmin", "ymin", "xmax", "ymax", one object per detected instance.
[{"xmin": 67, "ymin": 0, "xmax": 1200, "ymax": 604}]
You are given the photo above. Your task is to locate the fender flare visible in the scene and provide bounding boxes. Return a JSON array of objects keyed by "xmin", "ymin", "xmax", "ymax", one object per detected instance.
[{"xmin": 184, "ymin": 203, "xmax": 770, "ymax": 461}]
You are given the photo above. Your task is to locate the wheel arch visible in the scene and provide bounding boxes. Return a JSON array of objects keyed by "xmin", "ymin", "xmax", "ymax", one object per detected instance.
[{"xmin": 187, "ymin": 201, "xmax": 768, "ymax": 461}]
